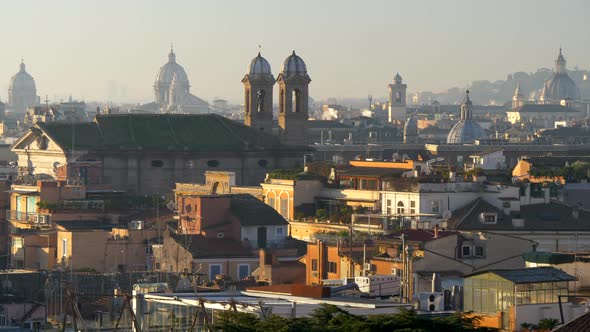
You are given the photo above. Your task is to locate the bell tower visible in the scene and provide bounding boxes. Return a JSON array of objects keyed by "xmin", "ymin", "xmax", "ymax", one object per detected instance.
[
  {"xmin": 277, "ymin": 51, "xmax": 311, "ymax": 145},
  {"xmin": 242, "ymin": 52, "xmax": 275, "ymax": 133},
  {"xmin": 388, "ymin": 73, "xmax": 407, "ymax": 122}
]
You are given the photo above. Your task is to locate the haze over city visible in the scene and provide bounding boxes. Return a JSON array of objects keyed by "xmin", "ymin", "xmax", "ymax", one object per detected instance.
[{"xmin": 2, "ymin": 0, "xmax": 589, "ymax": 103}]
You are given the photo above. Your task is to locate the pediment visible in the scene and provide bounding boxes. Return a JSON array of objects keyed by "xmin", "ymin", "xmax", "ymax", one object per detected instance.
[{"xmin": 11, "ymin": 128, "xmax": 65, "ymax": 153}]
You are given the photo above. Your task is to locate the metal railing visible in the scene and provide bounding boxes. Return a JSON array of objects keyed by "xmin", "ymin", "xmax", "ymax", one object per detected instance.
[{"xmin": 6, "ymin": 210, "xmax": 50, "ymax": 225}]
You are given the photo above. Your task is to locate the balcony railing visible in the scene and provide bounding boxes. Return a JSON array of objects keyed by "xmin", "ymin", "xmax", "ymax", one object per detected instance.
[{"xmin": 6, "ymin": 210, "xmax": 50, "ymax": 226}]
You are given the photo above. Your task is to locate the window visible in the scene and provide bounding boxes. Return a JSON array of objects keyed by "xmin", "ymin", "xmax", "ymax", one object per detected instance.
[
  {"xmin": 280, "ymin": 198, "xmax": 289, "ymax": 219},
  {"xmin": 206, "ymin": 160, "xmax": 220, "ymax": 167},
  {"xmin": 13, "ymin": 237, "xmax": 23, "ymax": 248},
  {"xmin": 386, "ymin": 199, "xmax": 392, "ymax": 214},
  {"xmin": 216, "ymin": 232, "xmax": 225, "ymax": 238},
  {"xmin": 397, "ymin": 201, "xmax": 405, "ymax": 214},
  {"xmin": 311, "ymin": 259, "xmax": 318, "ymax": 271},
  {"xmin": 276, "ymin": 227, "xmax": 284, "ymax": 236},
  {"xmin": 462, "ymin": 245, "xmax": 471, "ymax": 257},
  {"xmin": 482, "ymin": 213, "xmax": 497, "ymax": 224},
  {"xmin": 328, "ymin": 262, "xmax": 337, "ymax": 273},
  {"xmin": 62, "ymin": 238, "xmax": 68, "ymax": 258},
  {"xmin": 238, "ymin": 264, "xmax": 250, "ymax": 280},
  {"xmin": 475, "ymin": 246, "xmax": 484, "ymax": 257},
  {"xmin": 410, "ymin": 201, "xmax": 416, "ymax": 214},
  {"xmin": 209, "ymin": 264, "xmax": 222, "ymax": 279},
  {"xmin": 151, "ymin": 160, "xmax": 164, "ymax": 167},
  {"xmin": 267, "ymin": 197, "xmax": 275, "ymax": 209},
  {"xmin": 431, "ymin": 200, "xmax": 441, "ymax": 214},
  {"xmin": 339, "ymin": 178, "xmax": 355, "ymax": 189}
]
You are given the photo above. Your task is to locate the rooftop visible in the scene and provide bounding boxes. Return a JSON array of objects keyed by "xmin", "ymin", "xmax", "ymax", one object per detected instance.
[
  {"xmin": 32, "ymin": 114, "xmax": 305, "ymax": 153},
  {"xmin": 382, "ymin": 229, "xmax": 457, "ymax": 242},
  {"xmin": 171, "ymin": 234, "xmax": 256, "ymax": 259},
  {"xmin": 466, "ymin": 267, "xmax": 576, "ymax": 284}
]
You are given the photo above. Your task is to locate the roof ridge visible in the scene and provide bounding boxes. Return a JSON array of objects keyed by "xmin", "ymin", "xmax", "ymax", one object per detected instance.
[
  {"xmin": 212, "ymin": 114, "xmax": 251, "ymax": 150},
  {"xmin": 455, "ymin": 198, "xmax": 482, "ymax": 228}
]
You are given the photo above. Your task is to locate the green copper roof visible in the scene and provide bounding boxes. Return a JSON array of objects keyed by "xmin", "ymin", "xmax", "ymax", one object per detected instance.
[{"xmin": 37, "ymin": 114, "xmax": 301, "ymax": 153}]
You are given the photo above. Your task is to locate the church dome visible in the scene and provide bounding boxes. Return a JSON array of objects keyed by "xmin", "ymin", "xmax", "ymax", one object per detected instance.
[
  {"xmin": 544, "ymin": 73, "xmax": 581, "ymax": 101},
  {"xmin": 541, "ymin": 49, "xmax": 581, "ymax": 101},
  {"xmin": 280, "ymin": 51, "xmax": 307, "ymax": 77},
  {"xmin": 248, "ymin": 52, "xmax": 272, "ymax": 76},
  {"xmin": 155, "ymin": 48, "xmax": 189, "ymax": 85},
  {"xmin": 446, "ymin": 90, "xmax": 486, "ymax": 144},
  {"xmin": 9, "ymin": 61, "xmax": 36, "ymax": 93},
  {"xmin": 446, "ymin": 120, "xmax": 487, "ymax": 144}
]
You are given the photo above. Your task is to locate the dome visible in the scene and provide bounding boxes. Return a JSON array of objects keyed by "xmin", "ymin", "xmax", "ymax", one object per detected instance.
[
  {"xmin": 155, "ymin": 48, "xmax": 189, "ymax": 85},
  {"xmin": 393, "ymin": 73, "xmax": 403, "ymax": 83},
  {"xmin": 446, "ymin": 120, "xmax": 487, "ymax": 144},
  {"xmin": 541, "ymin": 48, "xmax": 581, "ymax": 101},
  {"xmin": 9, "ymin": 61, "xmax": 36, "ymax": 93},
  {"xmin": 280, "ymin": 51, "xmax": 307, "ymax": 77},
  {"xmin": 248, "ymin": 52, "xmax": 272, "ymax": 76},
  {"xmin": 543, "ymin": 73, "xmax": 581, "ymax": 101},
  {"xmin": 446, "ymin": 90, "xmax": 486, "ymax": 144}
]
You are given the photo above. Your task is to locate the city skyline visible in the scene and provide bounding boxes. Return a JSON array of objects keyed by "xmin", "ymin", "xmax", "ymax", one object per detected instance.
[{"xmin": 1, "ymin": 0, "xmax": 589, "ymax": 104}]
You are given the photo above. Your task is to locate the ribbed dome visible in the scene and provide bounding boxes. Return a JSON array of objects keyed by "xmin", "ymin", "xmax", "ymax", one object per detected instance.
[
  {"xmin": 248, "ymin": 52, "xmax": 272, "ymax": 76},
  {"xmin": 446, "ymin": 90, "xmax": 486, "ymax": 144},
  {"xmin": 9, "ymin": 61, "xmax": 36, "ymax": 93},
  {"xmin": 280, "ymin": 51, "xmax": 307, "ymax": 77},
  {"xmin": 155, "ymin": 49, "xmax": 189, "ymax": 85},
  {"xmin": 446, "ymin": 120, "xmax": 486, "ymax": 144},
  {"xmin": 541, "ymin": 48, "xmax": 581, "ymax": 101},
  {"xmin": 543, "ymin": 73, "xmax": 581, "ymax": 100}
]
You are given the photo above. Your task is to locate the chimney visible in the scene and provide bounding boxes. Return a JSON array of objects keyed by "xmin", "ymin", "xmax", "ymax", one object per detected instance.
[{"xmin": 434, "ymin": 224, "xmax": 439, "ymax": 238}]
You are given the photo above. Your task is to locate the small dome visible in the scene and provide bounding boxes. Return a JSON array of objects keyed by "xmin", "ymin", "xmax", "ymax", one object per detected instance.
[
  {"xmin": 247, "ymin": 52, "xmax": 272, "ymax": 76},
  {"xmin": 280, "ymin": 51, "xmax": 307, "ymax": 77},
  {"xmin": 393, "ymin": 73, "xmax": 403, "ymax": 83},
  {"xmin": 155, "ymin": 48, "xmax": 189, "ymax": 85},
  {"xmin": 9, "ymin": 61, "xmax": 36, "ymax": 93},
  {"xmin": 446, "ymin": 120, "xmax": 486, "ymax": 144}
]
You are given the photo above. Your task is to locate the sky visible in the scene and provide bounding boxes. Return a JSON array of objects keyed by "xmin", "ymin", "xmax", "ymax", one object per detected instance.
[{"xmin": 1, "ymin": 0, "xmax": 589, "ymax": 104}]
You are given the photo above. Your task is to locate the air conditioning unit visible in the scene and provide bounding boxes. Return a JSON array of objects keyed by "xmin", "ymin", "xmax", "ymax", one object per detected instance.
[
  {"xmin": 364, "ymin": 263, "xmax": 372, "ymax": 271},
  {"xmin": 35, "ymin": 215, "xmax": 49, "ymax": 225},
  {"xmin": 419, "ymin": 292, "xmax": 445, "ymax": 312},
  {"xmin": 128, "ymin": 220, "xmax": 144, "ymax": 230}
]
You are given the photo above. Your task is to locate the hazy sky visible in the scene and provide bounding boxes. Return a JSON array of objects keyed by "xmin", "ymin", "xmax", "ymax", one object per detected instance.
[{"xmin": 1, "ymin": 0, "xmax": 589, "ymax": 104}]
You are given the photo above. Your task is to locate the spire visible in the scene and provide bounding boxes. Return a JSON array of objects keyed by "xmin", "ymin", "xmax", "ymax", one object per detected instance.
[
  {"xmin": 555, "ymin": 47, "xmax": 566, "ymax": 73},
  {"xmin": 168, "ymin": 43, "xmax": 176, "ymax": 63}
]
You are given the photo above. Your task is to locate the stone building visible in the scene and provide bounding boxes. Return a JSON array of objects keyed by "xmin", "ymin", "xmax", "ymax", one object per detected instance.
[
  {"xmin": 8, "ymin": 61, "xmax": 39, "ymax": 112},
  {"xmin": 11, "ymin": 114, "xmax": 308, "ymax": 194}
]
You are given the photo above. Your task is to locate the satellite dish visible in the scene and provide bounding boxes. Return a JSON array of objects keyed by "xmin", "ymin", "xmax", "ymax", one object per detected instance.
[{"xmin": 442, "ymin": 210, "xmax": 452, "ymax": 220}]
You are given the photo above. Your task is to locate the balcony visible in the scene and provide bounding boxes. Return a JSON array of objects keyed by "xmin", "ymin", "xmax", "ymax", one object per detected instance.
[{"xmin": 6, "ymin": 210, "xmax": 50, "ymax": 227}]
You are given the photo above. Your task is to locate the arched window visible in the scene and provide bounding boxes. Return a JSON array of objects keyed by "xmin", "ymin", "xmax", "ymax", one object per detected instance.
[
  {"xmin": 245, "ymin": 89, "xmax": 250, "ymax": 114},
  {"xmin": 280, "ymin": 88, "xmax": 285, "ymax": 113},
  {"xmin": 211, "ymin": 182, "xmax": 221, "ymax": 194},
  {"xmin": 397, "ymin": 201, "xmax": 405, "ymax": 214},
  {"xmin": 292, "ymin": 89, "xmax": 301, "ymax": 113}
]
